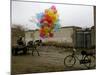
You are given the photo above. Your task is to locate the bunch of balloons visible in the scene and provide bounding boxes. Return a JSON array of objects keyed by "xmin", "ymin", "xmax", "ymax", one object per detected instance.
[{"xmin": 36, "ymin": 5, "xmax": 60, "ymax": 39}]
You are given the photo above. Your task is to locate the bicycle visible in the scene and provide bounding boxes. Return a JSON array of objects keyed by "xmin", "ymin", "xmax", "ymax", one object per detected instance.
[{"xmin": 64, "ymin": 49, "xmax": 96, "ymax": 69}]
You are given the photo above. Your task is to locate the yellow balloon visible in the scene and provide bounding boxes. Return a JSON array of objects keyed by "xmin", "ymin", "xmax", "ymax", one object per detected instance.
[
  {"xmin": 47, "ymin": 9, "xmax": 54, "ymax": 17},
  {"xmin": 51, "ymin": 15, "xmax": 57, "ymax": 22},
  {"xmin": 45, "ymin": 9, "xmax": 59, "ymax": 23},
  {"xmin": 49, "ymin": 28, "xmax": 53, "ymax": 32},
  {"xmin": 44, "ymin": 26, "xmax": 48, "ymax": 33}
]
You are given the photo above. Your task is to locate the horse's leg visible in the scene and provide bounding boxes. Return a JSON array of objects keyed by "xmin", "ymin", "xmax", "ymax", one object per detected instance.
[
  {"xmin": 15, "ymin": 47, "xmax": 18, "ymax": 55},
  {"xmin": 23, "ymin": 47, "xmax": 27, "ymax": 55},
  {"xmin": 35, "ymin": 47, "xmax": 40, "ymax": 56},
  {"xmin": 26, "ymin": 47, "xmax": 28, "ymax": 54},
  {"xmin": 32, "ymin": 48, "xmax": 35, "ymax": 56}
]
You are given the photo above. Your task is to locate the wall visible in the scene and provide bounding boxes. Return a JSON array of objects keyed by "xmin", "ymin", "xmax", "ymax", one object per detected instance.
[
  {"xmin": 25, "ymin": 31, "xmax": 34, "ymax": 44},
  {"xmin": 33, "ymin": 27, "xmax": 76, "ymax": 47},
  {"xmin": 11, "ymin": 27, "xmax": 25, "ymax": 46}
]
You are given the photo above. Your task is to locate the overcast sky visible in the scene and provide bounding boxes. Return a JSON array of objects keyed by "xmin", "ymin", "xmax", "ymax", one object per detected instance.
[{"xmin": 12, "ymin": 1, "xmax": 94, "ymax": 30}]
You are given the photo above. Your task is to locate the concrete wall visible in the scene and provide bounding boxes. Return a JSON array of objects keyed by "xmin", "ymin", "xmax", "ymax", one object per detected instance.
[
  {"xmin": 25, "ymin": 31, "xmax": 34, "ymax": 44},
  {"xmin": 33, "ymin": 27, "xmax": 75, "ymax": 47},
  {"xmin": 34, "ymin": 30, "xmax": 40, "ymax": 41},
  {"xmin": 45, "ymin": 28, "xmax": 73, "ymax": 43},
  {"xmin": 91, "ymin": 26, "xmax": 96, "ymax": 47}
]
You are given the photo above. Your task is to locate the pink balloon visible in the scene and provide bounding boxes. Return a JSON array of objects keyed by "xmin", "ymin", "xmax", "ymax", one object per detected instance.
[{"xmin": 51, "ymin": 5, "xmax": 56, "ymax": 10}]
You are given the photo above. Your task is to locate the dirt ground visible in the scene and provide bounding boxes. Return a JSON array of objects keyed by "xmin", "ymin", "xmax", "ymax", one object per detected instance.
[{"xmin": 11, "ymin": 46, "xmax": 95, "ymax": 75}]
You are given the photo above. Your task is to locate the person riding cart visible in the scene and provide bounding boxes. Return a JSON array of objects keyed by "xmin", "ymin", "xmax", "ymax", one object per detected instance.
[
  {"xmin": 16, "ymin": 36, "xmax": 27, "ymax": 54},
  {"xmin": 12, "ymin": 36, "xmax": 27, "ymax": 55}
]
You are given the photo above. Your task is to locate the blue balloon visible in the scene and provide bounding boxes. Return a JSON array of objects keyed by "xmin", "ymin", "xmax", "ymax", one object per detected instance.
[
  {"xmin": 37, "ymin": 22, "xmax": 45, "ymax": 28},
  {"xmin": 54, "ymin": 19, "xmax": 61, "ymax": 32},
  {"xmin": 36, "ymin": 23, "xmax": 41, "ymax": 27},
  {"xmin": 54, "ymin": 24, "xmax": 60, "ymax": 32},
  {"xmin": 36, "ymin": 12, "xmax": 44, "ymax": 20}
]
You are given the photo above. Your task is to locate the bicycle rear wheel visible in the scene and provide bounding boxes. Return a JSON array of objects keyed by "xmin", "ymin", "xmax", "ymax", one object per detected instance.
[
  {"xmin": 64, "ymin": 55, "xmax": 76, "ymax": 67},
  {"xmin": 84, "ymin": 55, "xmax": 96, "ymax": 69}
]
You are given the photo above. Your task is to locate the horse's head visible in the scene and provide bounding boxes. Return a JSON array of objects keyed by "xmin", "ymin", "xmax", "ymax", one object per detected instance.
[{"xmin": 34, "ymin": 40, "xmax": 42, "ymax": 46}]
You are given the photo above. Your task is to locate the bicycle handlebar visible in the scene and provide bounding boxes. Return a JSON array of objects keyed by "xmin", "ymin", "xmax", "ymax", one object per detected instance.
[{"xmin": 73, "ymin": 48, "xmax": 76, "ymax": 52}]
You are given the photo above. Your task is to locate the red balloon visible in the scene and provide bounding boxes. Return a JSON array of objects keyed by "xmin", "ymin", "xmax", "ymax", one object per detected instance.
[
  {"xmin": 40, "ymin": 18, "xmax": 45, "ymax": 24},
  {"xmin": 48, "ymin": 23, "xmax": 52, "ymax": 27},
  {"xmin": 40, "ymin": 28, "xmax": 46, "ymax": 38},
  {"xmin": 40, "ymin": 14, "xmax": 54, "ymax": 27},
  {"xmin": 39, "ymin": 28, "xmax": 45, "ymax": 34},
  {"xmin": 40, "ymin": 33, "xmax": 45, "ymax": 38},
  {"xmin": 44, "ymin": 15, "xmax": 53, "ymax": 24},
  {"xmin": 49, "ymin": 32, "xmax": 53, "ymax": 37}
]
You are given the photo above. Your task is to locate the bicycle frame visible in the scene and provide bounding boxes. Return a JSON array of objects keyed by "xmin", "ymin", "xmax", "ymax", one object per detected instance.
[
  {"xmin": 71, "ymin": 50, "xmax": 85, "ymax": 61},
  {"xmin": 69, "ymin": 49, "xmax": 93, "ymax": 66}
]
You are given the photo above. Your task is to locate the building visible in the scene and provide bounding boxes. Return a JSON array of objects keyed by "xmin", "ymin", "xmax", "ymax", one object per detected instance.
[
  {"xmin": 11, "ymin": 25, "xmax": 95, "ymax": 49},
  {"xmin": 74, "ymin": 26, "xmax": 96, "ymax": 49},
  {"xmin": 25, "ymin": 30, "xmax": 34, "ymax": 44},
  {"xmin": 91, "ymin": 26, "xmax": 96, "ymax": 48},
  {"xmin": 11, "ymin": 26, "xmax": 25, "ymax": 46},
  {"xmin": 74, "ymin": 28, "xmax": 91, "ymax": 48}
]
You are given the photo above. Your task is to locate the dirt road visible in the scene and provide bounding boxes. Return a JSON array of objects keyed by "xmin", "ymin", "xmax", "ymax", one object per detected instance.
[{"xmin": 11, "ymin": 46, "xmax": 95, "ymax": 74}]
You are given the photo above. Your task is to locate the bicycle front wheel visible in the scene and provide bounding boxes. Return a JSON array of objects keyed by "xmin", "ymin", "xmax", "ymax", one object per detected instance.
[{"xmin": 64, "ymin": 55, "xmax": 76, "ymax": 67}]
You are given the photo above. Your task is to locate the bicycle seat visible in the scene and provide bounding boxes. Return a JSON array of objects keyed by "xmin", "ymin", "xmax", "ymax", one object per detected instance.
[{"xmin": 81, "ymin": 50, "xmax": 87, "ymax": 55}]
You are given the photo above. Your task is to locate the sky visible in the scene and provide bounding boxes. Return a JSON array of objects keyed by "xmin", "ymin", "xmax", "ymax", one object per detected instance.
[{"xmin": 11, "ymin": 1, "xmax": 94, "ymax": 30}]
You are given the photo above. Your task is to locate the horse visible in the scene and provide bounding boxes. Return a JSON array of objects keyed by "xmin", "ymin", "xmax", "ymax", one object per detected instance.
[
  {"xmin": 27, "ymin": 40, "xmax": 42, "ymax": 56},
  {"xmin": 12, "ymin": 39, "xmax": 42, "ymax": 56}
]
